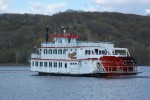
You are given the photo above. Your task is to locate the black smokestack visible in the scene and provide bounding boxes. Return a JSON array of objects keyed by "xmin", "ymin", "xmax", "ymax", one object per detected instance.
[{"xmin": 46, "ymin": 26, "xmax": 49, "ymax": 43}]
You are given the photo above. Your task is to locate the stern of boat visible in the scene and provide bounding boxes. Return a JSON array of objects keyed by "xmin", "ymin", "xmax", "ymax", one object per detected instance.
[{"xmin": 97, "ymin": 56, "xmax": 140, "ymax": 76}]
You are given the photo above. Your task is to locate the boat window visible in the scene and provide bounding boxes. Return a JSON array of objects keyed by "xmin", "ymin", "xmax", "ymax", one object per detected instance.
[
  {"xmin": 92, "ymin": 51, "xmax": 94, "ymax": 54},
  {"xmin": 58, "ymin": 38, "xmax": 62, "ymax": 43},
  {"xmin": 68, "ymin": 38, "xmax": 71, "ymax": 43},
  {"xmin": 105, "ymin": 49, "xmax": 107, "ymax": 55},
  {"xmin": 63, "ymin": 49, "xmax": 67, "ymax": 54},
  {"xmin": 112, "ymin": 51, "xmax": 115, "ymax": 55},
  {"xmin": 49, "ymin": 49, "xmax": 52, "ymax": 54},
  {"xmin": 95, "ymin": 49, "xmax": 98, "ymax": 55},
  {"xmin": 85, "ymin": 50, "xmax": 88, "ymax": 55},
  {"xmin": 49, "ymin": 62, "xmax": 52, "ymax": 67},
  {"xmin": 44, "ymin": 49, "xmax": 45, "ymax": 54},
  {"xmin": 44, "ymin": 49, "xmax": 47, "ymax": 54},
  {"xmin": 85, "ymin": 50, "xmax": 90, "ymax": 55},
  {"xmin": 53, "ymin": 49, "xmax": 57, "ymax": 54},
  {"xmin": 32, "ymin": 61, "xmax": 34, "ymax": 66},
  {"xmin": 115, "ymin": 50, "xmax": 126, "ymax": 56},
  {"xmin": 89, "ymin": 50, "xmax": 91, "ymax": 55},
  {"xmin": 44, "ymin": 62, "xmax": 47, "ymax": 67},
  {"xmin": 59, "ymin": 62, "xmax": 62, "ymax": 67},
  {"xmin": 99, "ymin": 50, "xmax": 102, "ymax": 55},
  {"xmin": 102, "ymin": 50, "xmax": 105, "ymax": 55},
  {"xmin": 65, "ymin": 63, "xmax": 67, "ymax": 68},
  {"xmin": 35, "ymin": 62, "xmax": 38, "ymax": 66},
  {"xmin": 54, "ymin": 62, "xmax": 57, "ymax": 67},
  {"xmin": 58, "ymin": 49, "xmax": 62, "ymax": 54},
  {"xmin": 102, "ymin": 50, "xmax": 107, "ymax": 55},
  {"xmin": 40, "ymin": 62, "xmax": 43, "ymax": 67}
]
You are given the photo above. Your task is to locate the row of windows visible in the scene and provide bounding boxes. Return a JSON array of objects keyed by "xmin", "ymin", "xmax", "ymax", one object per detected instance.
[
  {"xmin": 43, "ymin": 49, "xmax": 77, "ymax": 54},
  {"xmin": 85, "ymin": 49, "xmax": 107, "ymax": 55},
  {"xmin": 44, "ymin": 49, "xmax": 66, "ymax": 54},
  {"xmin": 56, "ymin": 38, "xmax": 75, "ymax": 43},
  {"xmin": 70, "ymin": 63, "xmax": 77, "ymax": 65},
  {"xmin": 33, "ymin": 61, "xmax": 68, "ymax": 68}
]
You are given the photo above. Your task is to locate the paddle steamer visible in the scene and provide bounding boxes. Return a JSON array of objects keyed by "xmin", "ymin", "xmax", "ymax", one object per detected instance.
[{"xmin": 30, "ymin": 26, "xmax": 139, "ymax": 76}]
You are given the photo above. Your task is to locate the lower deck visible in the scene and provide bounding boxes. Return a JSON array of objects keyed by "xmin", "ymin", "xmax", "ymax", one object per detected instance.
[
  {"xmin": 31, "ymin": 59, "xmax": 139, "ymax": 75},
  {"xmin": 31, "ymin": 60, "xmax": 98, "ymax": 74}
]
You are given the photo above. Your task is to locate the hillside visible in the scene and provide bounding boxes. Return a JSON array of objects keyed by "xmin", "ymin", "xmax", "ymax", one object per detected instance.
[{"xmin": 0, "ymin": 12, "xmax": 150, "ymax": 65}]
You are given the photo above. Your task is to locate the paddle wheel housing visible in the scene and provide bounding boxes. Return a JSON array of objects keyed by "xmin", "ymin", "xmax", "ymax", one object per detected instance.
[{"xmin": 100, "ymin": 56, "xmax": 137, "ymax": 72}]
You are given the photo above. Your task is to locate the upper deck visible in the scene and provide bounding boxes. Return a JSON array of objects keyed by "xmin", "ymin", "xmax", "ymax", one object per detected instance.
[
  {"xmin": 41, "ymin": 41, "xmax": 114, "ymax": 48},
  {"xmin": 31, "ymin": 26, "xmax": 130, "ymax": 59}
]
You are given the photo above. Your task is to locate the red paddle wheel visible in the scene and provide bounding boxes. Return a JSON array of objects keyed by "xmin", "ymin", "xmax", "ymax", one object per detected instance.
[{"xmin": 100, "ymin": 56, "xmax": 137, "ymax": 73}]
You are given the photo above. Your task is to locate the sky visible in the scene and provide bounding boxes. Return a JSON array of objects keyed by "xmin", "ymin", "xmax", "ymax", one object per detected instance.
[{"xmin": 0, "ymin": 0, "xmax": 150, "ymax": 15}]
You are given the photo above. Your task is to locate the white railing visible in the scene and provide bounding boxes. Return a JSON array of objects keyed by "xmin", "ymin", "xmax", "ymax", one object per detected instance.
[
  {"xmin": 41, "ymin": 41, "xmax": 114, "ymax": 47},
  {"xmin": 104, "ymin": 66, "xmax": 137, "ymax": 72}
]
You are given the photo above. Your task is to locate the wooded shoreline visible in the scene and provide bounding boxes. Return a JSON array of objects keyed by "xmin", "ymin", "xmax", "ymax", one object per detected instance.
[{"xmin": 0, "ymin": 11, "xmax": 150, "ymax": 65}]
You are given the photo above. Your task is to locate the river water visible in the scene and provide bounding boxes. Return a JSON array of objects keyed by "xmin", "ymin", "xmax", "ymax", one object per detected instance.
[{"xmin": 0, "ymin": 66, "xmax": 150, "ymax": 100}]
